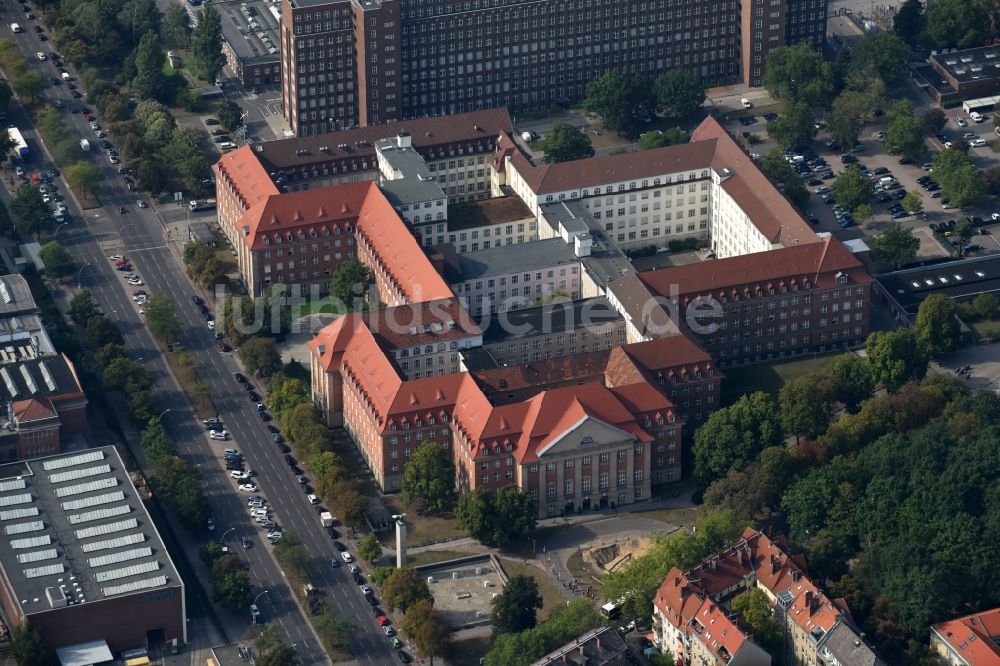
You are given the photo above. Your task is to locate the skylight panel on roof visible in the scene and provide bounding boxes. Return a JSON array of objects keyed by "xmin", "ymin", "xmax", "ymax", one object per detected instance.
[
  {"xmin": 61, "ymin": 491, "xmax": 126, "ymax": 512},
  {"xmin": 81, "ymin": 532, "xmax": 145, "ymax": 552},
  {"xmin": 0, "ymin": 478, "xmax": 26, "ymax": 492},
  {"xmin": 42, "ymin": 450, "xmax": 104, "ymax": 470},
  {"xmin": 16, "ymin": 548, "xmax": 57, "ymax": 564},
  {"xmin": 976, "ymin": 271, "xmax": 986, "ymax": 277},
  {"xmin": 55, "ymin": 477, "xmax": 118, "ymax": 498},
  {"xmin": 95, "ymin": 560, "xmax": 160, "ymax": 583},
  {"xmin": 48, "ymin": 464, "xmax": 112, "ymax": 485},
  {"xmin": 4, "ymin": 520, "xmax": 44, "ymax": 535},
  {"xmin": 102, "ymin": 575, "xmax": 167, "ymax": 597},
  {"xmin": 0, "ymin": 493, "xmax": 32, "ymax": 507},
  {"xmin": 88, "ymin": 546, "xmax": 153, "ymax": 568},
  {"xmin": 10, "ymin": 535, "xmax": 50, "ymax": 549},
  {"xmin": 23, "ymin": 563, "xmax": 64, "ymax": 579},
  {"xmin": 67, "ymin": 504, "xmax": 130, "ymax": 525},
  {"xmin": 954, "ymin": 274, "xmax": 963, "ymax": 280},
  {"xmin": 0, "ymin": 507, "xmax": 38, "ymax": 521},
  {"xmin": 75, "ymin": 517, "xmax": 139, "ymax": 540}
]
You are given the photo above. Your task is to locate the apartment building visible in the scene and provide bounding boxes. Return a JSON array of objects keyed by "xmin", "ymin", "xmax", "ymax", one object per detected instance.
[
  {"xmin": 930, "ymin": 607, "xmax": 1000, "ymax": 666},
  {"xmin": 279, "ymin": 0, "xmax": 827, "ymax": 135},
  {"xmin": 441, "ymin": 238, "xmax": 584, "ymax": 317},
  {"xmin": 653, "ymin": 528, "xmax": 884, "ymax": 666}
]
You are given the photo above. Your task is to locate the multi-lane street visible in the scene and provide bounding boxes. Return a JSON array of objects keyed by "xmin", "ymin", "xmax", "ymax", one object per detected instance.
[{"xmin": 3, "ymin": 18, "xmax": 395, "ymax": 666}]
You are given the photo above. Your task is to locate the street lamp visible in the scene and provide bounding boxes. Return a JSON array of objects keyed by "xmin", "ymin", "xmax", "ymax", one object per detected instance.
[
  {"xmin": 253, "ymin": 590, "xmax": 269, "ymax": 605},
  {"xmin": 156, "ymin": 409, "xmax": 172, "ymax": 422},
  {"xmin": 54, "ymin": 222, "xmax": 69, "ymax": 241},
  {"xmin": 220, "ymin": 526, "xmax": 235, "ymax": 546},
  {"xmin": 76, "ymin": 262, "xmax": 90, "ymax": 289}
]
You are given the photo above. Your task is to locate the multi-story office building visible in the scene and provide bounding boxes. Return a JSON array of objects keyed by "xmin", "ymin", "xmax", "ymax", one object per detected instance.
[{"xmin": 279, "ymin": 0, "xmax": 828, "ymax": 136}]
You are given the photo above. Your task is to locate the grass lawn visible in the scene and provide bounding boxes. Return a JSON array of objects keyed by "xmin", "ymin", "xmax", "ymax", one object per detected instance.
[
  {"xmin": 626, "ymin": 505, "xmax": 698, "ymax": 529},
  {"xmin": 720, "ymin": 352, "xmax": 842, "ymax": 405},
  {"xmin": 295, "ymin": 297, "xmax": 346, "ymax": 318},
  {"xmin": 378, "ymin": 495, "xmax": 467, "ymax": 548},
  {"xmin": 498, "ymin": 557, "xmax": 567, "ymax": 622},
  {"xmin": 969, "ymin": 317, "xmax": 1000, "ymax": 340},
  {"xmin": 403, "ymin": 549, "xmax": 477, "ymax": 567},
  {"xmin": 446, "ymin": 636, "xmax": 492, "ymax": 666}
]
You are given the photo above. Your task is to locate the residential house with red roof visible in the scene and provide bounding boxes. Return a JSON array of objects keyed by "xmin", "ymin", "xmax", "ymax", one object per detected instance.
[
  {"xmin": 653, "ymin": 528, "xmax": 884, "ymax": 666},
  {"xmin": 931, "ymin": 607, "xmax": 1000, "ymax": 666}
]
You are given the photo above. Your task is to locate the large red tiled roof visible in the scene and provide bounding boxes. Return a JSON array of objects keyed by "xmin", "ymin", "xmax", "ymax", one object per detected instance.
[
  {"xmin": 362, "ymin": 298, "xmax": 480, "ymax": 350},
  {"xmin": 690, "ymin": 598, "xmax": 749, "ymax": 662},
  {"xmin": 932, "ymin": 608, "xmax": 1000, "ymax": 665},
  {"xmin": 214, "ymin": 145, "xmax": 279, "ymax": 209},
  {"xmin": 240, "ymin": 181, "xmax": 370, "ymax": 250},
  {"xmin": 13, "ymin": 397, "xmax": 57, "ymax": 423}
]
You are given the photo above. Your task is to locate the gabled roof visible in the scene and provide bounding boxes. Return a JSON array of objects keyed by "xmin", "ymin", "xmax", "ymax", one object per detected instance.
[
  {"xmin": 12, "ymin": 397, "xmax": 57, "ymax": 423},
  {"xmin": 240, "ymin": 181, "xmax": 370, "ymax": 251},
  {"xmin": 689, "ymin": 598, "xmax": 749, "ymax": 663},
  {"xmin": 932, "ymin": 607, "xmax": 1000, "ymax": 665},
  {"xmin": 214, "ymin": 145, "xmax": 279, "ymax": 210}
]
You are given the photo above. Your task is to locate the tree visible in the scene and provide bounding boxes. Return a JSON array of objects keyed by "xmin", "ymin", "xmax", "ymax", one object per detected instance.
[
  {"xmin": 144, "ymin": 293, "xmax": 182, "ymax": 342},
  {"xmin": 273, "ymin": 531, "xmax": 309, "ymax": 582},
  {"xmin": 256, "ymin": 623, "xmax": 297, "ymax": 666},
  {"xmin": 972, "ymin": 293, "xmax": 998, "ymax": 319},
  {"xmin": 758, "ymin": 148, "xmax": 809, "ymax": 205},
  {"xmin": 401, "ymin": 599, "xmax": 451, "ymax": 664},
  {"xmin": 85, "ymin": 316, "xmax": 124, "ymax": 349},
  {"xmin": 209, "ymin": 554, "xmax": 252, "ymax": 611},
  {"xmin": 383, "ymin": 567, "xmax": 433, "ymax": 612},
  {"xmin": 954, "ymin": 217, "xmax": 974, "ymax": 258},
  {"xmin": 162, "ymin": 4, "xmax": 192, "ymax": 48},
  {"xmin": 491, "ymin": 575, "xmax": 543, "ymax": 638},
  {"xmin": 932, "ymin": 148, "xmax": 987, "ymax": 208},
  {"xmin": 780, "ymin": 374, "xmax": 835, "ymax": 441},
  {"xmin": 923, "ymin": 0, "xmax": 988, "ymax": 50},
  {"xmin": 921, "ymin": 108, "xmax": 947, "ymax": 137},
  {"xmin": 731, "ymin": 588, "xmax": 782, "ymax": 651},
  {"xmin": 13, "ymin": 72, "xmax": 48, "ymax": 103},
  {"xmin": 638, "ymin": 128, "xmax": 689, "ymax": 150},
  {"xmin": 238, "ymin": 337, "xmax": 282, "ymax": 376},
  {"xmin": 828, "ymin": 90, "xmax": 870, "ymax": 152},
  {"xmin": 357, "ymin": 532, "xmax": 382, "ymax": 562},
  {"xmin": 894, "ymin": 0, "xmax": 926, "ymax": 45},
  {"xmin": 901, "ymin": 190, "xmax": 923, "ymax": 214},
  {"xmin": 136, "ymin": 158, "xmax": 166, "ymax": 195},
  {"xmin": 539, "ymin": 123, "xmax": 594, "ymax": 163},
  {"xmin": 854, "ymin": 203, "xmax": 874, "ymax": 225},
  {"xmin": 884, "ymin": 108, "xmax": 926, "ymax": 161},
  {"xmin": 38, "ymin": 241, "xmax": 75, "ymax": 278},
  {"xmin": 652, "ymin": 69, "xmax": 705, "ymax": 119},
  {"xmin": 0, "ymin": 128, "xmax": 14, "ymax": 168},
  {"xmin": 69, "ymin": 290, "xmax": 99, "ymax": 325},
  {"xmin": 132, "ymin": 30, "xmax": 167, "ymax": 100},
  {"xmin": 766, "ymin": 100, "xmax": 817, "ymax": 150},
  {"xmin": 313, "ymin": 609, "xmax": 356, "ymax": 654},
  {"xmin": 484, "ymin": 599, "xmax": 599, "ymax": 666},
  {"xmin": 692, "ymin": 392, "xmax": 782, "ymax": 493},
  {"xmin": 217, "ymin": 99, "xmax": 244, "ymax": 132},
  {"xmin": 851, "ymin": 32, "xmax": 913, "ymax": 87},
  {"xmin": 870, "ymin": 221, "xmax": 920, "ymax": 269},
  {"xmin": 0, "ymin": 78, "xmax": 12, "ymax": 112},
  {"xmin": 832, "ymin": 165, "xmax": 874, "ymax": 215},
  {"xmin": 402, "ymin": 440, "xmax": 455, "ymax": 512},
  {"xmin": 10, "ymin": 621, "xmax": 46, "ymax": 666},
  {"xmin": 583, "ymin": 71, "xmax": 641, "ymax": 133},
  {"xmin": 332, "ymin": 479, "xmax": 368, "ymax": 529},
  {"xmin": 329, "ymin": 259, "xmax": 372, "ymax": 309},
  {"xmin": 829, "ymin": 354, "xmax": 874, "ymax": 412},
  {"xmin": 762, "ymin": 44, "xmax": 834, "ymax": 107},
  {"xmin": 866, "ymin": 329, "xmax": 929, "ymax": 391},
  {"xmin": 984, "ymin": 166, "xmax": 1000, "ymax": 195},
  {"xmin": 9, "ymin": 185, "xmax": 52, "ymax": 236},
  {"xmin": 915, "ymin": 293, "xmax": 960, "ymax": 357},
  {"xmin": 192, "ymin": 5, "xmax": 226, "ymax": 82},
  {"xmin": 456, "ymin": 486, "xmax": 537, "ymax": 547},
  {"xmin": 64, "ymin": 162, "xmax": 102, "ymax": 198}
]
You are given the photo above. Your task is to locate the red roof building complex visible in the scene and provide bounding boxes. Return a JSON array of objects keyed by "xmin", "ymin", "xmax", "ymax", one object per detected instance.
[
  {"xmin": 931, "ymin": 608, "xmax": 1000, "ymax": 666},
  {"xmin": 653, "ymin": 528, "xmax": 885, "ymax": 666}
]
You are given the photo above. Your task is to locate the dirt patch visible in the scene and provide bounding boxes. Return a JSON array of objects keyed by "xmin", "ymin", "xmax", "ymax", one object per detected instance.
[{"xmin": 584, "ymin": 534, "xmax": 659, "ymax": 574}]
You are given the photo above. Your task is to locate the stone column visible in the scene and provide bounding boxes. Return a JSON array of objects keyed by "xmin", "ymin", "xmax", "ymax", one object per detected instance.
[{"xmin": 394, "ymin": 515, "xmax": 407, "ymax": 568}]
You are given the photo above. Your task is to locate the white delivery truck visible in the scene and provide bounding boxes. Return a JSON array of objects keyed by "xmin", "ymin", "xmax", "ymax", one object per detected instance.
[
  {"xmin": 320, "ymin": 512, "xmax": 334, "ymax": 528},
  {"xmin": 10, "ymin": 23, "xmax": 21, "ymax": 33}
]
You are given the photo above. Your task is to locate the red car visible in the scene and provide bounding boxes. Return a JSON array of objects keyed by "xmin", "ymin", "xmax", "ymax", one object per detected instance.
[
  {"xmin": 376, "ymin": 615, "xmax": 389, "ymax": 626},
  {"xmin": 115, "ymin": 259, "xmax": 129, "ymax": 266},
  {"xmin": 218, "ymin": 342, "xmax": 232, "ymax": 352},
  {"xmin": 85, "ymin": 114, "xmax": 95, "ymax": 121}
]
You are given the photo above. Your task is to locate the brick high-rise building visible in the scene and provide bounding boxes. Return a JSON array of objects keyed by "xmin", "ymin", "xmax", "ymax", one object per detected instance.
[{"xmin": 280, "ymin": 0, "xmax": 828, "ymax": 136}]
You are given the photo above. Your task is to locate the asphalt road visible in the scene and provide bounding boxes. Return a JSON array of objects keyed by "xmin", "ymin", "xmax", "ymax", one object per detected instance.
[{"xmin": 3, "ymin": 18, "xmax": 395, "ymax": 665}]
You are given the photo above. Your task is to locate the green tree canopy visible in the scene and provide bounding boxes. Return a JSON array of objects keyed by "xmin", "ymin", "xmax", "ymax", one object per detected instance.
[
  {"xmin": 484, "ymin": 599, "xmax": 599, "ymax": 666},
  {"xmin": 383, "ymin": 567, "xmax": 433, "ymax": 612},
  {"xmin": 402, "ymin": 440, "xmax": 455, "ymax": 512},
  {"xmin": 780, "ymin": 374, "xmax": 836, "ymax": 441},
  {"xmin": 832, "ymin": 164, "xmax": 875, "ymax": 213},
  {"xmin": 866, "ymin": 328, "xmax": 929, "ymax": 391},
  {"xmin": 539, "ymin": 123, "xmax": 595, "ymax": 163},
  {"xmin": 217, "ymin": 99, "xmax": 244, "ymax": 131},
  {"xmin": 901, "ymin": 190, "xmax": 923, "ymax": 214},
  {"xmin": 652, "ymin": 69, "xmax": 705, "ymax": 119},
  {"xmin": 132, "ymin": 30, "xmax": 167, "ymax": 101},
  {"xmin": 69, "ymin": 290, "xmax": 99, "ymax": 325},
  {"xmin": 491, "ymin": 574, "xmax": 543, "ymax": 638},
  {"xmin": 239, "ymin": 337, "xmax": 283, "ymax": 377},
  {"xmin": 693, "ymin": 391, "xmax": 783, "ymax": 493},
  {"xmin": 13, "ymin": 71, "xmax": 49, "ymax": 103},
  {"xmin": 758, "ymin": 148, "xmax": 809, "ymax": 205},
  {"xmin": 144, "ymin": 293, "xmax": 182, "ymax": 342},
  {"xmin": 400, "ymin": 599, "xmax": 451, "ymax": 662},
  {"xmin": 870, "ymin": 220, "xmax": 919, "ymax": 269},
  {"xmin": 583, "ymin": 71, "xmax": 653, "ymax": 134},
  {"xmin": 884, "ymin": 104, "xmax": 926, "ymax": 161},
  {"xmin": 850, "ymin": 32, "xmax": 914, "ymax": 87},
  {"xmin": 766, "ymin": 100, "xmax": 817, "ymax": 150},
  {"xmin": 10, "ymin": 184, "xmax": 52, "ymax": 236},
  {"xmin": 209, "ymin": 553, "xmax": 252, "ymax": 610},
  {"xmin": 192, "ymin": 5, "xmax": 226, "ymax": 82},
  {"xmin": 10, "ymin": 621, "xmax": 47, "ymax": 666},
  {"xmin": 932, "ymin": 148, "xmax": 987, "ymax": 208},
  {"xmin": 731, "ymin": 588, "xmax": 783, "ymax": 651},
  {"xmin": 829, "ymin": 354, "xmax": 874, "ymax": 413},
  {"xmin": 914, "ymin": 293, "xmax": 960, "ymax": 357},
  {"xmin": 85, "ymin": 315, "xmax": 124, "ymax": 349},
  {"xmin": 358, "ymin": 532, "xmax": 382, "ymax": 562},
  {"xmin": 456, "ymin": 486, "xmax": 537, "ymax": 547},
  {"xmin": 828, "ymin": 90, "xmax": 871, "ymax": 151},
  {"xmin": 894, "ymin": 0, "xmax": 925, "ymax": 47},
  {"xmin": 638, "ymin": 128, "xmax": 690, "ymax": 150},
  {"xmin": 762, "ymin": 43, "xmax": 834, "ymax": 107},
  {"xmin": 329, "ymin": 259, "xmax": 372, "ymax": 309},
  {"xmin": 38, "ymin": 241, "xmax": 76, "ymax": 278},
  {"xmin": 64, "ymin": 162, "xmax": 102, "ymax": 198},
  {"xmin": 923, "ymin": 0, "xmax": 988, "ymax": 49},
  {"xmin": 162, "ymin": 4, "xmax": 193, "ymax": 48}
]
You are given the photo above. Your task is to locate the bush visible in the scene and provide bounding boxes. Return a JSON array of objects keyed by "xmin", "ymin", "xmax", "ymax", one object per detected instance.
[
  {"xmin": 625, "ymin": 245, "xmax": 656, "ymax": 258},
  {"xmin": 667, "ymin": 237, "xmax": 703, "ymax": 252}
]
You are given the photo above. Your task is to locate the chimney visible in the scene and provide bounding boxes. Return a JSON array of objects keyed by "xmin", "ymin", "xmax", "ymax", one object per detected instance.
[
  {"xmin": 792, "ymin": 570, "xmax": 802, "ymax": 582},
  {"xmin": 771, "ymin": 555, "xmax": 780, "ymax": 575},
  {"xmin": 804, "ymin": 591, "xmax": 814, "ymax": 615}
]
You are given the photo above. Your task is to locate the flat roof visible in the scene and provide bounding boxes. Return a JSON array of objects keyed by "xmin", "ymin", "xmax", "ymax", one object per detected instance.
[
  {"xmin": 0, "ymin": 275, "xmax": 36, "ymax": 316},
  {"xmin": 380, "ymin": 178, "xmax": 445, "ymax": 207},
  {"xmin": 875, "ymin": 254, "xmax": 1000, "ymax": 315},
  {"xmin": 482, "ymin": 297, "xmax": 621, "ymax": 343},
  {"xmin": 931, "ymin": 45, "xmax": 1000, "ymax": 84},
  {"xmin": 449, "ymin": 196, "xmax": 534, "ymax": 231},
  {"xmin": 539, "ymin": 199, "xmax": 592, "ymax": 236},
  {"xmin": 0, "ymin": 446, "xmax": 182, "ymax": 616},
  {"xmin": 217, "ymin": 0, "xmax": 280, "ymax": 64},
  {"xmin": 453, "ymin": 238, "xmax": 579, "ymax": 282},
  {"xmin": 55, "ymin": 640, "xmax": 114, "ymax": 666}
]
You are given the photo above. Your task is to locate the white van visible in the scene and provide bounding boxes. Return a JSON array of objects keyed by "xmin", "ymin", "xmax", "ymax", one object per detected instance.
[
  {"xmin": 971, "ymin": 138, "xmax": 987, "ymax": 148},
  {"xmin": 741, "ymin": 97, "xmax": 752, "ymax": 109},
  {"xmin": 218, "ymin": 142, "xmax": 237, "ymax": 151},
  {"xmin": 10, "ymin": 23, "xmax": 21, "ymax": 33},
  {"xmin": 971, "ymin": 111, "xmax": 985, "ymax": 123}
]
